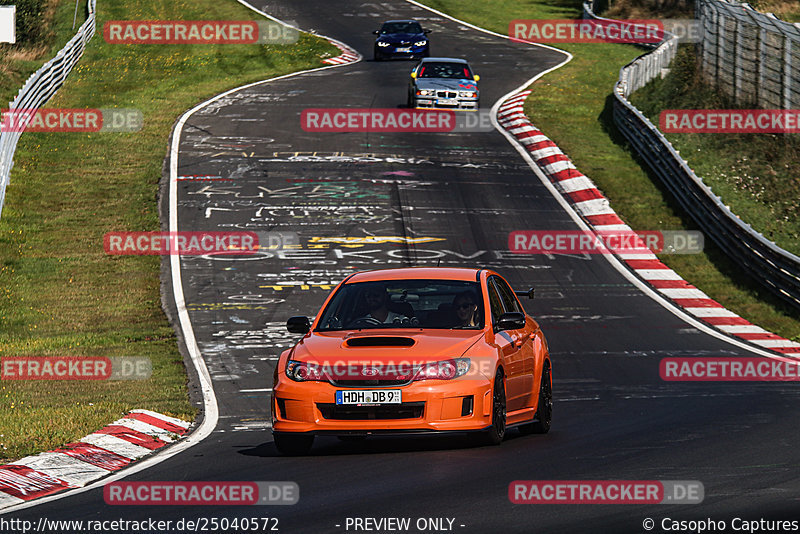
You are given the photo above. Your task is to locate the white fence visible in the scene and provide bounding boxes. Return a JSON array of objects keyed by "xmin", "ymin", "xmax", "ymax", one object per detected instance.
[
  {"xmin": 0, "ymin": 0, "xmax": 97, "ymax": 218},
  {"xmin": 698, "ymin": 0, "xmax": 800, "ymax": 108},
  {"xmin": 583, "ymin": 0, "xmax": 800, "ymax": 309}
]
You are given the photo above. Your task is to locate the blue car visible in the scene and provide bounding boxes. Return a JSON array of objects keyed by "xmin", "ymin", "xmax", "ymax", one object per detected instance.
[{"xmin": 373, "ymin": 20, "xmax": 431, "ymax": 61}]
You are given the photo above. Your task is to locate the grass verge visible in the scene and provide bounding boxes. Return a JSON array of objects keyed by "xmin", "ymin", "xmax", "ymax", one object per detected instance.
[
  {"xmin": 0, "ymin": 0, "xmax": 337, "ymax": 462},
  {"xmin": 417, "ymin": 0, "xmax": 800, "ymax": 340},
  {"xmin": 632, "ymin": 46, "xmax": 800, "ymax": 256},
  {"xmin": 746, "ymin": 0, "xmax": 800, "ymax": 22}
]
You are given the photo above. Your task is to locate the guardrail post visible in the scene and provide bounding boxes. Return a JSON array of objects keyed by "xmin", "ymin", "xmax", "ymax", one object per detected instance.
[
  {"xmin": 733, "ymin": 12, "xmax": 745, "ymax": 103},
  {"xmin": 717, "ymin": 11, "xmax": 727, "ymax": 94},
  {"xmin": 758, "ymin": 26, "xmax": 768, "ymax": 107},
  {"xmin": 784, "ymin": 37, "xmax": 794, "ymax": 109}
]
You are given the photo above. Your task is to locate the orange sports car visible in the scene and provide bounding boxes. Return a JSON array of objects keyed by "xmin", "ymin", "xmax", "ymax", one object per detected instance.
[{"xmin": 271, "ymin": 267, "xmax": 552, "ymax": 455}]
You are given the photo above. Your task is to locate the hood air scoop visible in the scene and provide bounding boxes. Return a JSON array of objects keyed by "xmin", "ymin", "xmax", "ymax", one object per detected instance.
[{"xmin": 345, "ymin": 337, "xmax": 415, "ymax": 348}]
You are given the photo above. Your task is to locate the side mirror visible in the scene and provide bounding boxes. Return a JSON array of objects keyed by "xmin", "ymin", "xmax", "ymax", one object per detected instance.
[
  {"xmin": 514, "ymin": 288, "xmax": 535, "ymax": 299},
  {"xmin": 423, "ymin": 29, "xmax": 432, "ymax": 34},
  {"xmin": 410, "ymin": 71, "xmax": 417, "ymax": 79},
  {"xmin": 473, "ymin": 74, "xmax": 480, "ymax": 82},
  {"xmin": 372, "ymin": 30, "xmax": 380, "ymax": 35},
  {"xmin": 497, "ymin": 312, "xmax": 526, "ymax": 331},
  {"xmin": 286, "ymin": 316, "xmax": 311, "ymax": 334}
]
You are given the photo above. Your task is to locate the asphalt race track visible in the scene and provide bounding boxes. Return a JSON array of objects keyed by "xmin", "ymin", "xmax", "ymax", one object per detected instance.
[{"xmin": 7, "ymin": 1, "xmax": 800, "ymax": 532}]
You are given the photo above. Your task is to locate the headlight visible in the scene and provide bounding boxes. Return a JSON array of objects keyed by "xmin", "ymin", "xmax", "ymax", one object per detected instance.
[
  {"xmin": 459, "ymin": 91, "xmax": 477, "ymax": 98},
  {"xmin": 285, "ymin": 360, "xmax": 323, "ymax": 382},
  {"xmin": 377, "ymin": 41, "xmax": 391, "ymax": 47},
  {"xmin": 416, "ymin": 89, "xmax": 435, "ymax": 96},
  {"xmin": 413, "ymin": 358, "xmax": 471, "ymax": 381},
  {"xmin": 414, "ymin": 40, "xmax": 427, "ymax": 47}
]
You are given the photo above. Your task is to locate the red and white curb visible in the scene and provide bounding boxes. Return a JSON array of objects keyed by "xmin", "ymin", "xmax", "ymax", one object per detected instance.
[
  {"xmin": 0, "ymin": 410, "xmax": 191, "ymax": 510},
  {"xmin": 498, "ymin": 91, "xmax": 800, "ymax": 358},
  {"xmin": 322, "ymin": 39, "xmax": 361, "ymax": 65}
]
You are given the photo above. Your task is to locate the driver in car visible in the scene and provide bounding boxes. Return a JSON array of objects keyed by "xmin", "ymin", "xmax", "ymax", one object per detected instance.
[
  {"xmin": 452, "ymin": 290, "xmax": 479, "ymax": 327},
  {"xmin": 360, "ymin": 286, "xmax": 407, "ymax": 324}
]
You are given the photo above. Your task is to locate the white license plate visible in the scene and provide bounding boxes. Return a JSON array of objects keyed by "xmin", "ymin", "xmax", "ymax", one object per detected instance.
[
  {"xmin": 437, "ymin": 98, "xmax": 458, "ymax": 105},
  {"xmin": 395, "ymin": 47, "xmax": 411, "ymax": 52},
  {"xmin": 336, "ymin": 390, "xmax": 401, "ymax": 405}
]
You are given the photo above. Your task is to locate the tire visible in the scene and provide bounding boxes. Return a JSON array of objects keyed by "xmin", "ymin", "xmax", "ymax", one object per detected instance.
[
  {"xmin": 407, "ymin": 93, "xmax": 416, "ymax": 109},
  {"xmin": 521, "ymin": 362, "xmax": 552, "ymax": 435},
  {"xmin": 273, "ymin": 433, "xmax": 314, "ymax": 456},
  {"xmin": 478, "ymin": 371, "xmax": 506, "ymax": 445}
]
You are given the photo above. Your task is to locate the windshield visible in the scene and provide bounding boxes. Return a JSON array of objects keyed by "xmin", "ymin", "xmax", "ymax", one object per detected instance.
[
  {"xmin": 380, "ymin": 22, "xmax": 423, "ymax": 34},
  {"xmin": 316, "ymin": 279, "xmax": 484, "ymax": 331},
  {"xmin": 417, "ymin": 62, "xmax": 473, "ymax": 79}
]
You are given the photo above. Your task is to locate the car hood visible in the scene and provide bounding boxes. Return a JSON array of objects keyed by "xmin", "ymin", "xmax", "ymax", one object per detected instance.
[
  {"xmin": 377, "ymin": 32, "xmax": 425, "ymax": 43},
  {"xmin": 289, "ymin": 330, "xmax": 484, "ymax": 366},
  {"xmin": 415, "ymin": 79, "xmax": 478, "ymax": 91}
]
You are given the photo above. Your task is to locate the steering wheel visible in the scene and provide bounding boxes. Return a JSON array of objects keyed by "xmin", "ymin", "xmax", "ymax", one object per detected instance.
[{"xmin": 347, "ymin": 317, "xmax": 384, "ymax": 328}]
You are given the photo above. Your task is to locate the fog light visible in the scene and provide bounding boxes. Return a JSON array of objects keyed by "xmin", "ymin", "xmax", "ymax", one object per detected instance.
[{"xmin": 461, "ymin": 395, "xmax": 474, "ymax": 416}]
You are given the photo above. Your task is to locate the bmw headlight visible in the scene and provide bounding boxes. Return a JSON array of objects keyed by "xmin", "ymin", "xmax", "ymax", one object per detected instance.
[
  {"xmin": 377, "ymin": 41, "xmax": 391, "ymax": 47},
  {"xmin": 414, "ymin": 40, "xmax": 427, "ymax": 47},
  {"xmin": 416, "ymin": 89, "xmax": 435, "ymax": 96},
  {"xmin": 459, "ymin": 91, "xmax": 477, "ymax": 98}
]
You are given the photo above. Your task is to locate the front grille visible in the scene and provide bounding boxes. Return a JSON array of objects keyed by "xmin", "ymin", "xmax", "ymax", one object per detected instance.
[
  {"xmin": 317, "ymin": 402, "xmax": 425, "ymax": 420},
  {"xmin": 331, "ymin": 379, "xmax": 412, "ymax": 387},
  {"xmin": 436, "ymin": 90, "xmax": 458, "ymax": 99}
]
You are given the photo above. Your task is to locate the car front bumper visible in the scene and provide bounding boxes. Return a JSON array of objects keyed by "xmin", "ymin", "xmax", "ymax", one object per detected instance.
[
  {"xmin": 272, "ymin": 377, "xmax": 493, "ymax": 434},
  {"xmin": 413, "ymin": 95, "xmax": 479, "ymax": 111},
  {"xmin": 376, "ymin": 44, "xmax": 428, "ymax": 58}
]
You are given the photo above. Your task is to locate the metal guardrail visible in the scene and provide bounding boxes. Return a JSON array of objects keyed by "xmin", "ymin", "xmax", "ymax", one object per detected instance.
[
  {"xmin": 698, "ymin": 0, "xmax": 800, "ymax": 109},
  {"xmin": 583, "ymin": 0, "xmax": 800, "ymax": 309},
  {"xmin": 0, "ymin": 0, "xmax": 97, "ymax": 219}
]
